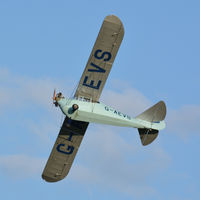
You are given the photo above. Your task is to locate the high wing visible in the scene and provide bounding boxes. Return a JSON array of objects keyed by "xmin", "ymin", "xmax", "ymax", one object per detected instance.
[
  {"xmin": 74, "ymin": 15, "xmax": 124, "ymax": 102},
  {"xmin": 42, "ymin": 15, "xmax": 124, "ymax": 182},
  {"xmin": 42, "ymin": 116, "xmax": 88, "ymax": 182}
]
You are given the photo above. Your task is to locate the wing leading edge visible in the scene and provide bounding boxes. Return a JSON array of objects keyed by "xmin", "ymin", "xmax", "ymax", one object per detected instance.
[{"xmin": 74, "ymin": 15, "xmax": 124, "ymax": 102}]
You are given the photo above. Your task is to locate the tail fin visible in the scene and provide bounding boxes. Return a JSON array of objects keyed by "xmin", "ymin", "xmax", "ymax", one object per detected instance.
[
  {"xmin": 136, "ymin": 101, "xmax": 166, "ymax": 122},
  {"xmin": 136, "ymin": 101, "xmax": 166, "ymax": 146}
]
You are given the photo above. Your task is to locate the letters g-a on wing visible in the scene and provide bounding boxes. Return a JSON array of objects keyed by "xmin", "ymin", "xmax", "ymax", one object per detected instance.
[{"xmin": 82, "ymin": 49, "xmax": 112, "ymax": 90}]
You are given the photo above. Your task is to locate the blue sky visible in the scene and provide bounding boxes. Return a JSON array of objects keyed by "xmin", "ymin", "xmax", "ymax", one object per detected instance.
[{"xmin": 0, "ymin": 0, "xmax": 200, "ymax": 199}]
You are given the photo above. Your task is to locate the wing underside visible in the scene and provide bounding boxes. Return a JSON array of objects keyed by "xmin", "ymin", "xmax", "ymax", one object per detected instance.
[
  {"xmin": 74, "ymin": 15, "xmax": 124, "ymax": 102},
  {"xmin": 42, "ymin": 117, "xmax": 89, "ymax": 182}
]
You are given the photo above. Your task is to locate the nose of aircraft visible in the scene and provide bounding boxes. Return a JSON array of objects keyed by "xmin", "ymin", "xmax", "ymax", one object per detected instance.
[{"xmin": 52, "ymin": 90, "xmax": 65, "ymax": 107}]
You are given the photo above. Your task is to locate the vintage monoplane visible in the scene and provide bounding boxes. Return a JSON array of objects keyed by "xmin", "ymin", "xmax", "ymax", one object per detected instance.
[{"xmin": 42, "ymin": 15, "xmax": 166, "ymax": 182}]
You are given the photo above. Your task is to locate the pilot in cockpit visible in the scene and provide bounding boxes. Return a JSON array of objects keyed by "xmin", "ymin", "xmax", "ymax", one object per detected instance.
[
  {"xmin": 57, "ymin": 92, "xmax": 63, "ymax": 98},
  {"xmin": 54, "ymin": 92, "xmax": 64, "ymax": 106}
]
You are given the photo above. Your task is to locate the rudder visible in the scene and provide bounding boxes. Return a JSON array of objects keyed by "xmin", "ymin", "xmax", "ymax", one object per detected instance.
[{"xmin": 136, "ymin": 101, "xmax": 166, "ymax": 122}]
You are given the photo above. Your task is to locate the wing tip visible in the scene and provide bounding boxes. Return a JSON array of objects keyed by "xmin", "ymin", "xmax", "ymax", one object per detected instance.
[
  {"xmin": 42, "ymin": 174, "xmax": 64, "ymax": 183},
  {"xmin": 105, "ymin": 15, "xmax": 123, "ymax": 25}
]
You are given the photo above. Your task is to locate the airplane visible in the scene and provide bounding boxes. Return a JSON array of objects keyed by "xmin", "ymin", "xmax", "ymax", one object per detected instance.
[{"xmin": 42, "ymin": 15, "xmax": 167, "ymax": 182}]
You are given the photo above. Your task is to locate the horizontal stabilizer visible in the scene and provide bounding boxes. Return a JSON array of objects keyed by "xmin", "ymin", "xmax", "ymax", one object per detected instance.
[
  {"xmin": 138, "ymin": 128, "xmax": 158, "ymax": 146},
  {"xmin": 136, "ymin": 101, "xmax": 166, "ymax": 122}
]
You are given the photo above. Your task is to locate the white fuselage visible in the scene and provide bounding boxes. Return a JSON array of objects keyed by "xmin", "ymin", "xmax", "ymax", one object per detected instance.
[{"xmin": 57, "ymin": 98, "xmax": 164, "ymax": 130}]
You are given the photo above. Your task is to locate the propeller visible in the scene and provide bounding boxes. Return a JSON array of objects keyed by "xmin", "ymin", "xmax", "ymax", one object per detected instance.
[
  {"xmin": 53, "ymin": 89, "xmax": 58, "ymax": 106},
  {"xmin": 53, "ymin": 89, "xmax": 56, "ymax": 102}
]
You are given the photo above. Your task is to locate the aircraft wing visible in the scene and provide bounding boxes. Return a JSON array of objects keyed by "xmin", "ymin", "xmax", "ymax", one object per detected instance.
[
  {"xmin": 74, "ymin": 15, "xmax": 124, "ymax": 102},
  {"xmin": 42, "ymin": 116, "xmax": 89, "ymax": 182},
  {"xmin": 42, "ymin": 15, "xmax": 124, "ymax": 182}
]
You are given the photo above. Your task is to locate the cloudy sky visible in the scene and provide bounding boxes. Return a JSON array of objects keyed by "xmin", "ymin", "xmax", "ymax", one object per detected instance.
[{"xmin": 0, "ymin": 0, "xmax": 200, "ymax": 199}]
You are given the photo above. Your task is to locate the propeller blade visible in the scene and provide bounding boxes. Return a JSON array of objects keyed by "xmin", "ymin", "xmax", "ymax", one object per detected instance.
[{"xmin": 53, "ymin": 89, "xmax": 56, "ymax": 101}]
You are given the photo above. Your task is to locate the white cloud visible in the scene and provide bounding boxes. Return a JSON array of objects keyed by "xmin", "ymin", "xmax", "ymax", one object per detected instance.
[
  {"xmin": 0, "ymin": 67, "xmax": 72, "ymax": 113},
  {"xmin": 69, "ymin": 125, "xmax": 171, "ymax": 199},
  {"xmin": 0, "ymin": 154, "xmax": 45, "ymax": 179},
  {"xmin": 0, "ymin": 68, "xmax": 151, "ymax": 118},
  {"xmin": 101, "ymin": 82, "xmax": 200, "ymax": 140},
  {"xmin": 1, "ymin": 67, "xmax": 200, "ymax": 141},
  {"xmin": 1, "ymin": 67, "xmax": 199, "ymax": 199},
  {"xmin": 166, "ymin": 105, "xmax": 200, "ymax": 139},
  {"xmin": 27, "ymin": 118, "xmax": 60, "ymax": 144},
  {"xmin": 101, "ymin": 80, "xmax": 151, "ymax": 116}
]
